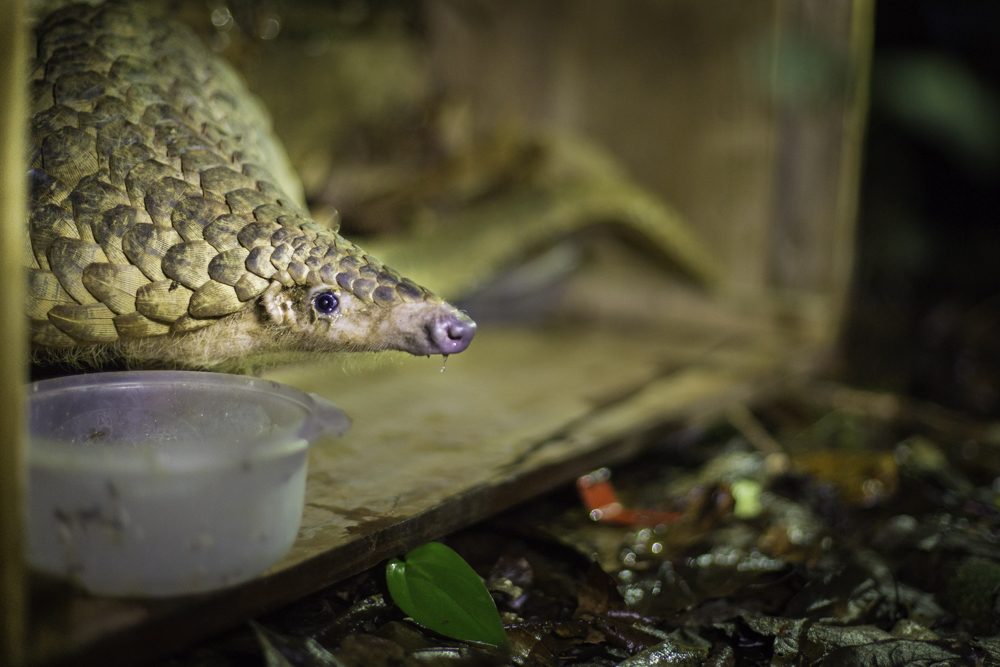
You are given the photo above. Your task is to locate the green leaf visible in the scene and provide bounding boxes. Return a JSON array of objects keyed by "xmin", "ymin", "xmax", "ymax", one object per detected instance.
[{"xmin": 385, "ymin": 542, "xmax": 510, "ymax": 650}]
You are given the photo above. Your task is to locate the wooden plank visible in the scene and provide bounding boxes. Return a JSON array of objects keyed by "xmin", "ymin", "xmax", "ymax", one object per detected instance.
[
  {"xmin": 1, "ymin": 0, "xmax": 29, "ymax": 664},
  {"xmin": 271, "ymin": 328, "xmax": 778, "ymax": 566},
  {"xmin": 29, "ymin": 324, "xmax": 810, "ymax": 666},
  {"xmin": 768, "ymin": 0, "xmax": 874, "ymax": 304}
]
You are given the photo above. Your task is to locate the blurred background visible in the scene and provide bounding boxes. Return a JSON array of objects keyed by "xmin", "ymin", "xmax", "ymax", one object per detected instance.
[
  {"xmin": 841, "ymin": 0, "xmax": 1000, "ymax": 418},
  {"xmin": 165, "ymin": 0, "xmax": 1000, "ymax": 415}
]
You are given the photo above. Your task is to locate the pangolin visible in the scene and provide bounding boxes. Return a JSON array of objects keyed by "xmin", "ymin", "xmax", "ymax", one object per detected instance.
[{"xmin": 25, "ymin": 1, "xmax": 475, "ymax": 371}]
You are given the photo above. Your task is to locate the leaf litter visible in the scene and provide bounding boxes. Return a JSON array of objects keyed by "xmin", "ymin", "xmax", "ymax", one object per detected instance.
[{"xmin": 158, "ymin": 382, "xmax": 1000, "ymax": 666}]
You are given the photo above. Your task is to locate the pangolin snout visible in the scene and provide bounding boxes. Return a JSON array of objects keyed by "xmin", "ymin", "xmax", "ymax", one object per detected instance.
[{"xmin": 429, "ymin": 310, "xmax": 477, "ymax": 355}]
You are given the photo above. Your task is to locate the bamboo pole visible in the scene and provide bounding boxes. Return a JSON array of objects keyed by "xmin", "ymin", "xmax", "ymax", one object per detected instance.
[{"xmin": 0, "ymin": 0, "xmax": 29, "ymax": 663}]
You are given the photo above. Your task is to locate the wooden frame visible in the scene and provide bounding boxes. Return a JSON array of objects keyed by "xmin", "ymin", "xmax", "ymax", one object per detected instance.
[{"xmin": 1, "ymin": 0, "xmax": 29, "ymax": 664}]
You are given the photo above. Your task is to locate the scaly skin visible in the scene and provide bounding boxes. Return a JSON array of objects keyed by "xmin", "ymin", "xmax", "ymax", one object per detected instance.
[{"xmin": 26, "ymin": 1, "xmax": 475, "ymax": 370}]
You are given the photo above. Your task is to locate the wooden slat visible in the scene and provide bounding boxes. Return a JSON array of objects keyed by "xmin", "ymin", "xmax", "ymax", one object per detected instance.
[
  {"xmin": 829, "ymin": 0, "xmax": 876, "ymax": 333},
  {"xmin": 768, "ymin": 0, "xmax": 875, "ymax": 305},
  {"xmin": 29, "ymin": 323, "xmax": 813, "ymax": 666},
  {"xmin": 1, "ymin": 0, "xmax": 29, "ymax": 664}
]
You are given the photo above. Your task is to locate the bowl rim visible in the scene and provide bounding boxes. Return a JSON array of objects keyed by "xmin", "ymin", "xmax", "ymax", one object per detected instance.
[{"xmin": 28, "ymin": 370, "xmax": 323, "ymax": 473}]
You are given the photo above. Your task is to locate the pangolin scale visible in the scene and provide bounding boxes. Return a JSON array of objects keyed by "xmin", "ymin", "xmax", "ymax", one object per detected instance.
[{"xmin": 26, "ymin": 1, "xmax": 475, "ymax": 370}]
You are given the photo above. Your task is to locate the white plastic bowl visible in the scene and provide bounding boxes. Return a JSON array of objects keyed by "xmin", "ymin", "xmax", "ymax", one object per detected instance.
[{"xmin": 26, "ymin": 371, "xmax": 349, "ymax": 597}]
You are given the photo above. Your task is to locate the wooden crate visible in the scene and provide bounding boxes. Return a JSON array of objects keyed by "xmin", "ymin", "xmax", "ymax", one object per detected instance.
[
  {"xmin": 421, "ymin": 0, "xmax": 870, "ymax": 335},
  {"xmin": 0, "ymin": 0, "xmax": 873, "ymax": 664}
]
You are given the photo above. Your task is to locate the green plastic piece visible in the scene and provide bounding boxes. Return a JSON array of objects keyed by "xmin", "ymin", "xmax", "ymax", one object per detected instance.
[{"xmin": 385, "ymin": 542, "xmax": 510, "ymax": 650}]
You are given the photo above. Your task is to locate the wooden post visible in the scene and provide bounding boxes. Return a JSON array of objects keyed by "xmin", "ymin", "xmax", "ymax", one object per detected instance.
[
  {"xmin": 0, "ymin": 0, "xmax": 29, "ymax": 664},
  {"xmin": 830, "ymin": 0, "xmax": 876, "ymax": 334}
]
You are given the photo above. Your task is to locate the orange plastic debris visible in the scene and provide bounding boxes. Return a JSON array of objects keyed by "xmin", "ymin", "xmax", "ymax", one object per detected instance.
[{"xmin": 576, "ymin": 468, "xmax": 681, "ymax": 526}]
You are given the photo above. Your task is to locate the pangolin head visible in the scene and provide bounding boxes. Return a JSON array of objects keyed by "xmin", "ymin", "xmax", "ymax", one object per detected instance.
[{"xmin": 251, "ymin": 227, "xmax": 476, "ymax": 358}]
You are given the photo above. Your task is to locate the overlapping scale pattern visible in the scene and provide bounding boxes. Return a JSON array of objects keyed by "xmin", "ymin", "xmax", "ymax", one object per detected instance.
[{"xmin": 27, "ymin": 1, "xmax": 439, "ymax": 348}]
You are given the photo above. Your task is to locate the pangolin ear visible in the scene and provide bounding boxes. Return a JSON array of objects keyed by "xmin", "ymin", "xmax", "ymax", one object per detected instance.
[{"xmin": 260, "ymin": 281, "xmax": 293, "ymax": 326}]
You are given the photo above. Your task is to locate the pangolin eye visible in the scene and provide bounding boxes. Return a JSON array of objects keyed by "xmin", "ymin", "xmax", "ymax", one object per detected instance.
[{"xmin": 313, "ymin": 291, "xmax": 339, "ymax": 315}]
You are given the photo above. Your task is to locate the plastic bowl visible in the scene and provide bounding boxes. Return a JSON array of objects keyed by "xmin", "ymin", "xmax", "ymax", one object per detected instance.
[{"xmin": 26, "ymin": 371, "xmax": 349, "ymax": 597}]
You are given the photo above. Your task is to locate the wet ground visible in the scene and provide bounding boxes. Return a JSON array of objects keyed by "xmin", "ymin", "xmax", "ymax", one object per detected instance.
[{"xmin": 158, "ymin": 381, "xmax": 1000, "ymax": 666}]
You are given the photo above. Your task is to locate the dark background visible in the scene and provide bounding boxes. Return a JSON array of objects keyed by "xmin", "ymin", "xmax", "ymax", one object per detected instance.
[{"xmin": 841, "ymin": 0, "xmax": 1000, "ymax": 417}]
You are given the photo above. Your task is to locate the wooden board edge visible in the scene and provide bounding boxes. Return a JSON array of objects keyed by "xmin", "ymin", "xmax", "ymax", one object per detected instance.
[{"xmin": 1, "ymin": 0, "xmax": 30, "ymax": 664}]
